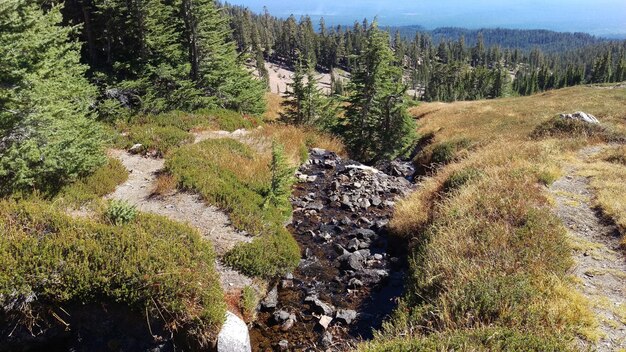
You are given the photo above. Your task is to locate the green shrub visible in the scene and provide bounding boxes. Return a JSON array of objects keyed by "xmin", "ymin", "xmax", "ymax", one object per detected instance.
[
  {"xmin": 166, "ymin": 139, "xmax": 284, "ymax": 234},
  {"xmin": 105, "ymin": 199, "xmax": 137, "ymax": 225},
  {"xmin": 240, "ymin": 286, "xmax": 258, "ymax": 321},
  {"xmin": 0, "ymin": 199, "xmax": 225, "ymax": 344},
  {"xmin": 442, "ymin": 167, "xmax": 483, "ymax": 192},
  {"xmin": 56, "ymin": 158, "xmax": 128, "ymax": 206},
  {"xmin": 224, "ymin": 228, "xmax": 300, "ymax": 278},
  {"xmin": 127, "ymin": 124, "xmax": 194, "ymax": 156},
  {"xmin": 424, "ymin": 138, "xmax": 473, "ymax": 165}
]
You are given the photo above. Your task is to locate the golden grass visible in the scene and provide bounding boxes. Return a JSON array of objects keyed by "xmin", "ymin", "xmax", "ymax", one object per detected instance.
[
  {"xmin": 409, "ymin": 86, "xmax": 626, "ymax": 144},
  {"xmin": 262, "ymin": 92, "xmax": 284, "ymax": 121},
  {"xmin": 577, "ymin": 145, "xmax": 626, "ymax": 244},
  {"xmin": 377, "ymin": 86, "xmax": 626, "ymax": 350},
  {"xmin": 151, "ymin": 173, "xmax": 178, "ymax": 197}
]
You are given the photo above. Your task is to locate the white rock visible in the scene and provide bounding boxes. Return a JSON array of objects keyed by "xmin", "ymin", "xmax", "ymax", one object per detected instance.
[
  {"xmin": 128, "ymin": 143, "xmax": 143, "ymax": 154},
  {"xmin": 560, "ymin": 111, "xmax": 600, "ymax": 124},
  {"xmin": 318, "ymin": 315, "xmax": 333, "ymax": 329},
  {"xmin": 345, "ymin": 164, "xmax": 379, "ymax": 174},
  {"xmin": 217, "ymin": 311, "xmax": 251, "ymax": 352}
]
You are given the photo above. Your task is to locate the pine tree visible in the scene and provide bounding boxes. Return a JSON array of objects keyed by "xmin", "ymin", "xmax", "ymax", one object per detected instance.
[
  {"xmin": 181, "ymin": 0, "xmax": 266, "ymax": 114},
  {"xmin": 264, "ymin": 141, "xmax": 295, "ymax": 214},
  {"xmin": 281, "ymin": 57, "xmax": 306, "ymax": 124},
  {"xmin": 341, "ymin": 23, "xmax": 416, "ymax": 162},
  {"xmin": 281, "ymin": 57, "xmax": 334, "ymax": 127},
  {"xmin": 0, "ymin": 1, "xmax": 105, "ymax": 194}
]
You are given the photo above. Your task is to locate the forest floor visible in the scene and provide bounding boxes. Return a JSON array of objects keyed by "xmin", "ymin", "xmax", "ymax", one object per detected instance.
[
  {"xmin": 550, "ymin": 145, "xmax": 626, "ymax": 351},
  {"xmin": 107, "ymin": 130, "xmax": 258, "ymax": 296}
]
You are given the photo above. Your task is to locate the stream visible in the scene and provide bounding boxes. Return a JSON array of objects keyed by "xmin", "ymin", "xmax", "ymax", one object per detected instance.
[{"xmin": 249, "ymin": 149, "xmax": 415, "ymax": 351}]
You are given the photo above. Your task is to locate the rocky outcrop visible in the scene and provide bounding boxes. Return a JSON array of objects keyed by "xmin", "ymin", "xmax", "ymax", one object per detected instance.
[
  {"xmin": 251, "ymin": 149, "xmax": 413, "ymax": 350},
  {"xmin": 560, "ymin": 111, "xmax": 600, "ymax": 124}
]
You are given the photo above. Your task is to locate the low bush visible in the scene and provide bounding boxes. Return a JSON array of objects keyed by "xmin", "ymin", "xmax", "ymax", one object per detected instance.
[
  {"xmin": 0, "ymin": 199, "xmax": 225, "ymax": 345},
  {"xmin": 603, "ymin": 145, "xmax": 626, "ymax": 166},
  {"xmin": 414, "ymin": 138, "xmax": 474, "ymax": 167},
  {"xmin": 224, "ymin": 227, "xmax": 300, "ymax": 278},
  {"xmin": 126, "ymin": 124, "xmax": 194, "ymax": 156},
  {"xmin": 442, "ymin": 167, "xmax": 482, "ymax": 192},
  {"xmin": 240, "ymin": 286, "xmax": 259, "ymax": 321},
  {"xmin": 105, "ymin": 199, "xmax": 137, "ymax": 225},
  {"xmin": 56, "ymin": 158, "xmax": 128, "ymax": 206}
]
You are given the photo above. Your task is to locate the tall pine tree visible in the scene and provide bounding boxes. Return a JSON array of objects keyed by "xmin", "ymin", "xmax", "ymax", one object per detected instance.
[
  {"xmin": 0, "ymin": 1, "xmax": 105, "ymax": 194},
  {"xmin": 341, "ymin": 23, "xmax": 416, "ymax": 162}
]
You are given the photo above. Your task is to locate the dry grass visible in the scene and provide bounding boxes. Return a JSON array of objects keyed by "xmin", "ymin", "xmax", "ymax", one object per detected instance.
[
  {"xmin": 262, "ymin": 92, "xmax": 284, "ymax": 121},
  {"xmin": 409, "ymin": 86, "xmax": 626, "ymax": 144},
  {"xmin": 372, "ymin": 86, "xmax": 626, "ymax": 350},
  {"xmin": 151, "ymin": 173, "xmax": 178, "ymax": 197},
  {"xmin": 577, "ymin": 145, "xmax": 626, "ymax": 244}
]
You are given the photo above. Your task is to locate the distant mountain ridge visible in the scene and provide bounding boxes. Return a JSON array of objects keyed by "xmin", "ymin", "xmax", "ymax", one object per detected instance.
[{"xmin": 385, "ymin": 26, "xmax": 609, "ymax": 53}]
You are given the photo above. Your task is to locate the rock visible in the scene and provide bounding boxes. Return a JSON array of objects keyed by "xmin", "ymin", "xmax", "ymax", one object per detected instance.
[
  {"xmin": 340, "ymin": 252, "xmax": 364, "ymax": 271},
  {"xmin": 335, "ymin": 309, "xmax": 357, "ymax": 325},
  {"xmin": 129, "ymin": 143, "xmax": 143, "ymax": 154},
  {"xmin": 347, "ymin": 238, "xmax": 360, "ymax": 252},
  {"xmin": 306, "ymin": 201, "xmax": 324, "ymax": 211},
  {"xmin": 318, "ymin": 315, "xmax": 333, "ymax": 329},
  {"xmin": 281, "ymin": 315, "xmax": 296, "ymax": 331},
  {"xmin": 355, "ymin": 228, "xmax": 377, "ymax": 240},
  {"xmin": 371, "ymin": 196, "xmax": 382, "ymax": 206},
  {"xmin": 345, "ymin": 164, "xmax": 379, "ymax": 174},
  {"xmin": 277, "ymin": 340, "xmax": 289, "ymax": 351},
  {"xmin": 373, "ymin": 253, "xmax": 383, "ymax": 260},
  {"xmin": 358, "ymin": 198, "xmax": 371, "ymax": 209},
  {"xmin": 560, "ymin": 111, "xmax": 600, "ymax": 124},
  {"xmin": 359, "ymin": 269, "xmax": 389, "ymax": 284},
  {"xmin": 306, "ymin": 175, "xmax": 318, "ymax": 182},
  {"xmin": 273, "ymin": 310, "xmax": 291, "ymax": 324},
  {"xmin": 217, "ymin": 311, "xmax": 251, "ymax": 352},
  {"xmin": 304, "ymin": 296, "xmax": 335, "ymax": 316},
  {"xmin": 261, "ymin": 286, "xmax": 278, "ymax": 310},
  {"xmin": 333, "ymin": 243, "xmax": 348, "ymax": 255},
  {"xmin": 320, "ymin": 331, "xmax": 333, "ymax": 348},
  {"xmin": 348, "ymin": 278, "xmax": 364, "ymax": 288}
]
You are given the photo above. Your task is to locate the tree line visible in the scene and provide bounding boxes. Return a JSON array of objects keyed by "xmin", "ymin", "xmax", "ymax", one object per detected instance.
[{"xmin": 224, "ymin": 3, "xmax": 626, "ymax": 102}]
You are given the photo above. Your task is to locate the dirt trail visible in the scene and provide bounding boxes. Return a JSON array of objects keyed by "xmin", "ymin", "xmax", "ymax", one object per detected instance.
[
  {"xmin": 107, "ymin": 131, "xmax": 257, "ymax": 294},
  {"xmin": 550, "ymin": 145, "xmax": 626, "ymax": 351}
]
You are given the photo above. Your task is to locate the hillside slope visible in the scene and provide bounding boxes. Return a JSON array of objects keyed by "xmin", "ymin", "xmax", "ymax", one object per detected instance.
[{"xmin": 364, "ymin": 85, "xmax": 626, "ymax": 351}]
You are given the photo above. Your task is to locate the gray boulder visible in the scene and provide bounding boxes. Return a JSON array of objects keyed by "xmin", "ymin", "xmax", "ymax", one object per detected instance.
[{"xmin": 217, "ymin": 311, "xmax": 251, "ymax": 352}]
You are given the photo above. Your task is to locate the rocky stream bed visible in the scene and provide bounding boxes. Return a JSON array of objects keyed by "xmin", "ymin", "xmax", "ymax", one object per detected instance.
[{"xmin": 250, "ymin": 149, "xmax": 414, "ymax": 351}]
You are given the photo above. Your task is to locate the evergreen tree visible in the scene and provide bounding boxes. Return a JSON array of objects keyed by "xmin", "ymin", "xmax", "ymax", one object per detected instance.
[
  {"xmin": 0, "ymin": 1, "xmax": 105, "ymax": 194},
  {"xmin": 341, "ymin": 23, "xmax": 416, "ymax": 162},
  {"xmin": 264, "ymin": 141, "xmax": 295, "ymax": 214},
  {"xmin": 281, "ymin": 57, "xmax": 335, "ymax": 127}
]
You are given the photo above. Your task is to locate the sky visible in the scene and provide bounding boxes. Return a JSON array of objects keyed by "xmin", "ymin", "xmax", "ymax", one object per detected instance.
[{"xmin": 225, "ymin": 0, "xmax": 626, "ymax": 37}]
